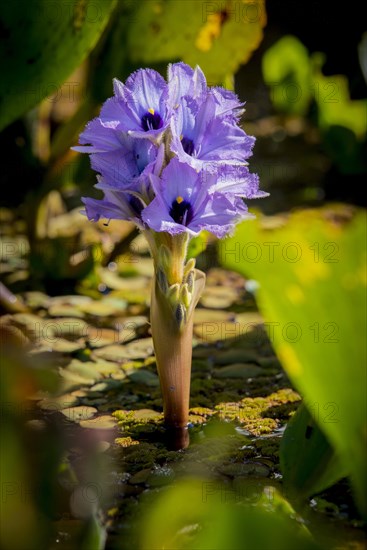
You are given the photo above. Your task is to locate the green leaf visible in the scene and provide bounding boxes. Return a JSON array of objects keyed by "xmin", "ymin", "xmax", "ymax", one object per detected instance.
[
  {"xmin": 220, "ymin": 206, "xmax": 367, "ymax": 517},
  {"xmin": 280, "ymin": 403, "xmax": 349, "ymax": 499},
  {"xmin": 262, "ymin": 36, "xmax": 367, "ymax": 137},
  {"xmin": 0, "ymin": 0, "xmax": 117, "ymax": 131},
  {"xmin": 80, "ymin": 515, "xmax": 106, "ymax": 550},
  {"xmin": 139, "ymin": 478, "xmax": 320, "ymax": 550},
  {"xmin": 88, "ymin": 0, "xmax": 136, "ymax": 103},
  {"xmin": 311, "ymin": 53, "xmax": 367, "ymax": 139},
  {"xmin": 262, "ymin": 35, "xmax": 311, "ymax": 115},
  {"xmin": 322, "ymin": 126, "xmax": 367, "ymax": 175},
  {"xmin": 187, "ymin": 232, "xmax": 208, "ymax": 260},
  {"xmin": 127, "ymin": 0, "xmax": 266, "ymax": 84}
]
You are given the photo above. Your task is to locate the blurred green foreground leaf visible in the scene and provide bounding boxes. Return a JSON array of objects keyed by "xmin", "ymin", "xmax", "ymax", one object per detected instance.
[
  {"xmin": 140, "ymin": 478, "xmax": 320, "ymax": 550},
  {"xmin": 0, "ymin": 0, "xmax": 117, "ymax": 131},
  {"xmin": 220, "ymin": 205, "xmax": 367, "ymax": 517},
  {"xmin": 280, "ymin": 403, "xmax": 349, "ymax": 500}
]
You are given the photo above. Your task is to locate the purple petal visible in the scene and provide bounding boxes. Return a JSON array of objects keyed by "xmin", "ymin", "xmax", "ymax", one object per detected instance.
[
  {"xmin": 214, "ymin": 165, "xmax": 267, "ymax": 198},
  {"xmin": 199, "ymin": 118, "xmax": 255, "ymax": 162},
  {"xmin": 82, "ymin": 196, "xmax": 131, "ymax": 222},
  {"xmin": 72, "ymin": 118, "xmax": 124, "ymax": 153},
  {"xmin": 189, "ymin": 193, "xmax": 243, "ymax": 238},
  {"xmin": 100, "ymin": 95, "xmax": 141, "ymax": 131},
  {"xmin": 212, "ymin": 87, "xmax": 245, "ymax": 120},
  {"xmin": 125, "ymin": 68, "xmax": 167, "ymax": 114},
  {"xmin": 167, "ymin": 62, "xmax": 207, "ymax": 107}
]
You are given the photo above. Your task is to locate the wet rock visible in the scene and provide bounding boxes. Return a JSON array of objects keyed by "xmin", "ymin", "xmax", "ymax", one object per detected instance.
[
  {"xmin": 213, "ymin": 364, "xmax": 266, "ymax": 379},
  {"xmin": 61, "ymin": 406, "xmax": 97, "ymax": 422},
  {"xmin": 129, "ymin": 468, "xmax": 152, "ymax": 485},
  {"xmin": 128, "ymin": 370, "xmax": 159, "ymax": 387},
  {"xmin": 38, "ymin": 394, "xmax": 79, "ymax": 411},
  {"xmin": 217, "ymin": 461, "xmax": 270, "ymax": 478},
  {"xmin": 200, "ymin": 286, "xmax": 239, "ymax": 309},
  {"xmin": 213, "ymin": 349, "xmax": 260, "ymax": 365},
  {"xmin": 79, "ymin": 415, "xmax": 117, "ymax": 430},
  {"xmin": 147, "ymin": 466, "xmax": 175, "ymax": 487}
]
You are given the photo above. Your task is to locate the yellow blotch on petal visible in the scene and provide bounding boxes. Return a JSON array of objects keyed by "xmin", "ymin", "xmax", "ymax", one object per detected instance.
[
  {"xmin": 176, "ymin": 196, "xmax": 184, "ymax": 204},
  {"xmin": 148, "ymin": 108, "xmax": 155, "ymax": 115},
  {"xmin": 277, "ymin": 343, "xmax": 302, "ymax": 377}
]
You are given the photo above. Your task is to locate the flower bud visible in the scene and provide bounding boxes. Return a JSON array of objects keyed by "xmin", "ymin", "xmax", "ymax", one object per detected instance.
[
  {"xmin": 184, "ymin": 258, "xmax": 196, "ymax": 275},
  {"xmin": 167, "ymin": 283, "xmax": 180, "ymax": 305},
  {"xmin": 185, "ymin": 270, "xmax": 195, "ymax": 293},
  {"xmin": 180, "ymin": 284, "xmax": 191, "ymax": 309},
  {"xmin": 175, "ymin": 303, "xmax": 186, "ymax": 329}
]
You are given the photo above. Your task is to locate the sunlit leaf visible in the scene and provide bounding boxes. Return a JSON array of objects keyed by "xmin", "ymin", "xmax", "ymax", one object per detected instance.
[
  {"xmin": 220, "ymin": 205, "xmax": 367, "ymax": 516},
  {"xmin": 187, "ymin": 232, "xmax": 208, "ymax": 260},
  {"xmin": 311, "ymin": 53, "xmax": 367, "ymax": 138},
  {"xmin": 127, "ymin": 0, "xmax": 266, "ymax": 84},
  {"xmin": 262, "ymin": 35, "xmax": 311, "ymax": 115},
  {"xmin": 263, "ymin": 36, "xmax": 367, "ymax": 137}
]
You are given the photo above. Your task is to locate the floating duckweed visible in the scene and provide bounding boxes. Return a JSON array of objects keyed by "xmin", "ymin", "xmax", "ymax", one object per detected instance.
[{"xmin": 115, "ymin": 437, "xmax": 140, "ymax": 448}]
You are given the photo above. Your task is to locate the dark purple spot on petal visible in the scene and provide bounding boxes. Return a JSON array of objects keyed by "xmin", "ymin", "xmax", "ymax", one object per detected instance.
[
  {"xmin": 181, "ymin": 137, "xmax": 195, "ymax": 156},
  {"xmin": 169, "ymin": 198, "xmax": 193, "ymax": 226},
  {"xmin": 141, "ymin": 111, "xmax": 163, "ymax": 131},
  {"xmin": 128, "ymin": 195, "xmax": 144, "ymax": 217}
]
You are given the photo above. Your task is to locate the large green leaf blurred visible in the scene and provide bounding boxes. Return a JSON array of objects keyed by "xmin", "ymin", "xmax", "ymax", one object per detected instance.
[
  {"xmin": 220, "ymin": 206, "xmax": 367, "ymax": 517},
  {"xmin": 139, "ymin": 478, "xmax": 319, "ymax": 550},
  {"xmin": 187, "ymin": 231, "xmax": 209, "ymax": 260},
  {"xmin": 0, "ymin": 0, "xmax": 117, "ymax": 131},
  {"xmin": 280, "ymin": 403, "xmax": 349, "ymax": 500},
  {"xmin": 262, "ymin": 35, "xmax": 311, "ymax": 115},
  {"xmin": 126, "ymin": 0, "xmax": 266, "ymax": 84},
  {"xmin": 311, "ymin": 53, "xmax": 367, "ymax": 138},
  {"xmin": 263, "ymin": 35, "xmax": 367, "ymax": 138}
]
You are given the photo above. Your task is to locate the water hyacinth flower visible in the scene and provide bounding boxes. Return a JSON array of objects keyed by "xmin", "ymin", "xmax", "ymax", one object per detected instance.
[
  {"xmin": 73, "ymin": 62, "xmax": 267, "ymax": 448},
  {"xmin": 169, "ymin": 94, "xmax": 255, "ymax": 172},
  {"xmin": 142, "ymin": 159, "xmax": 251, "ymax": 238}
]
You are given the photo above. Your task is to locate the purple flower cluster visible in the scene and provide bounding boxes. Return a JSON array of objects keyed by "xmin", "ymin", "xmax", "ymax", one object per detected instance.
[{"xmin": 74, "ymin": 63, "xmax": 267, "ymax": 237}]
